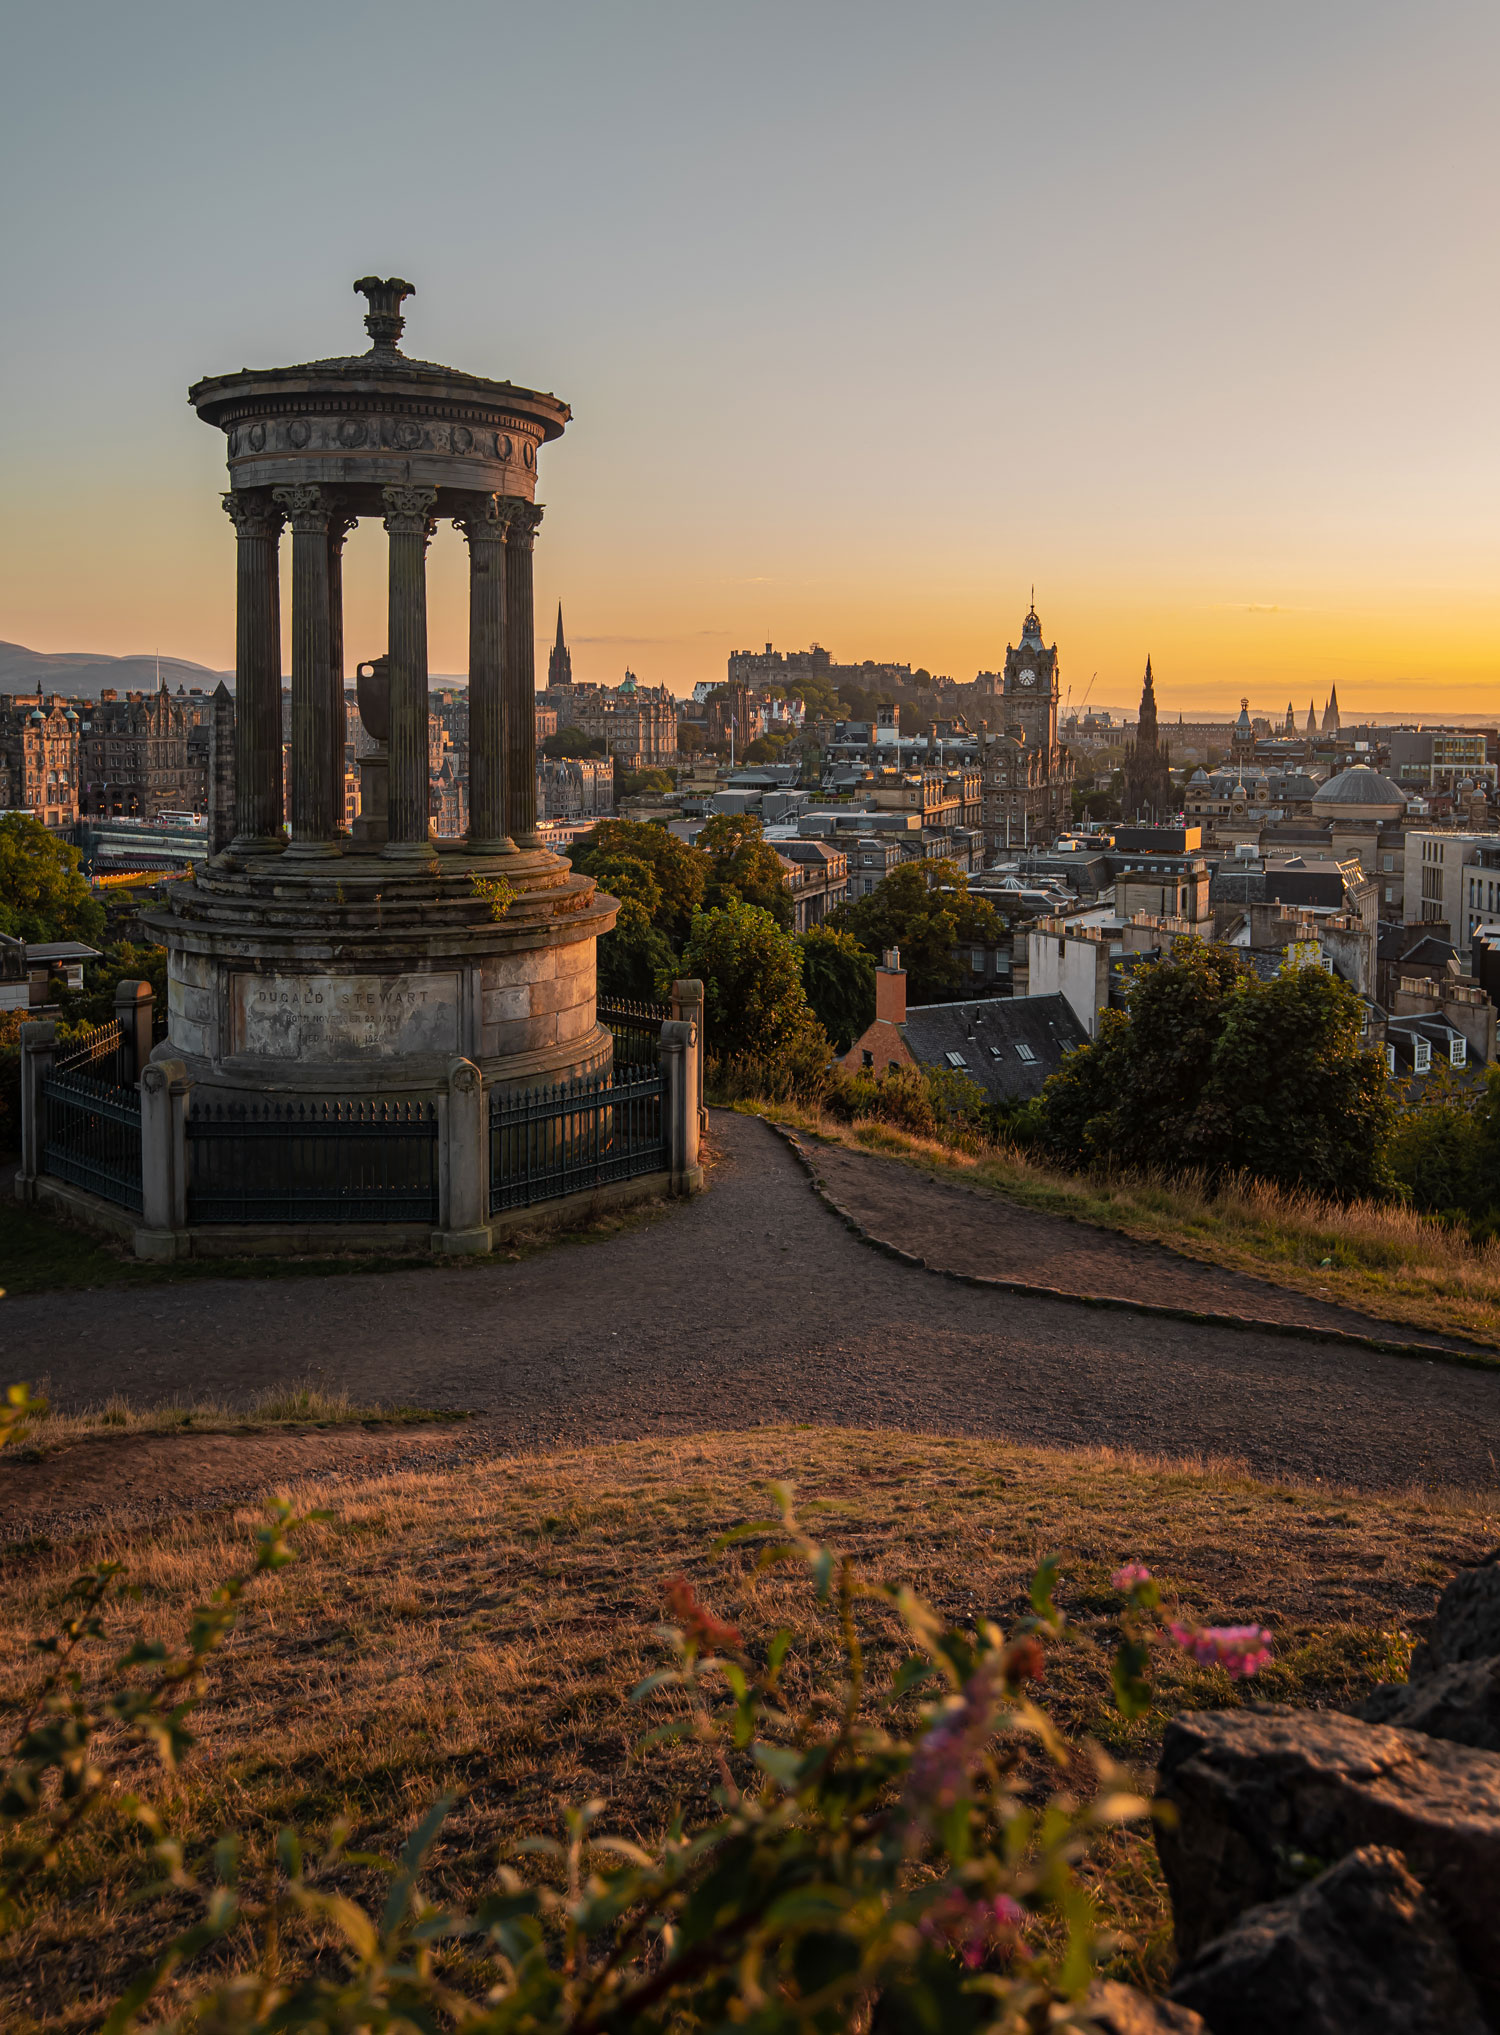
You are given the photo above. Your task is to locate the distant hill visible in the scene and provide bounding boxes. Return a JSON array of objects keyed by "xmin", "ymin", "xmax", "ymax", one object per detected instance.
[{"xmin": 0, "ymin": 642, "xmax": 231, "ymax": 699}]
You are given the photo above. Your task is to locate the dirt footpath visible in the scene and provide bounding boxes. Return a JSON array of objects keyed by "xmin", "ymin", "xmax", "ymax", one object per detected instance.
[{"xmin": 6, "ymin": 1112, "xmax": 1500, "ymax": 1516}]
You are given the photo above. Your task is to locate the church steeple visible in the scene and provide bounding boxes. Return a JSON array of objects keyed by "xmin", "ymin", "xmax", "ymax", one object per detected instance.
[{"xmin": 547, "ymin": 602, "xmax": 573, "ymax": 688}]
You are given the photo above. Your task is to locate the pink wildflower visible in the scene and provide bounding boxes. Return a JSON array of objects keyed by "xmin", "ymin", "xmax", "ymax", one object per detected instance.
[
  {"xmin": 1112, "ymin": 1563, "xmax": 1153, "ymax": 1591},
  {"xmin": 906, "ymin": 1661, "xmax": 1000, "ymax": 1820},
  {"xmin": 921, "ymin": 1888, "xmax": 1027, "ymax": 1968},
  {"xmin": 1170, "ymin": 1621, "xmax": 1273, "ymax": 1678}
]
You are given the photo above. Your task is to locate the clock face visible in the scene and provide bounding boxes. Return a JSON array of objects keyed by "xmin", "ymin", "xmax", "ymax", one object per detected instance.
[{"xmin": 1018, "ymin": 669, "xmax": 1037, "ymax": 688}]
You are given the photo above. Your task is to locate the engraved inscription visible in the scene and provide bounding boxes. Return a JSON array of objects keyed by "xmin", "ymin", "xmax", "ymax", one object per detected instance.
[{"xmin": 235, "ymin": 971, "xmax": 460, "ymax": 1059}]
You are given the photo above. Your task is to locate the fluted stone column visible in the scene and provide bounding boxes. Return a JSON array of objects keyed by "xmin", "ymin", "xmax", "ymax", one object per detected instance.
[
  {"xmin": 327, "ymin": 503, "xmax": 357, "ymax": 834},
  {"xmin": 382, "ymin": 484, "xmax": 438, "ymax": 855},
  {"xmin": 502, "ymin": 501, "xmax": 543, "ymax": 847},
  {"xmin": 273, "ymin": 484, "xmax": 339, "ymax": 852},
  {"xmin": 454, "ymin": 495, "xmax": 512, "ymax": 854},
  {"xmin": 221, "ymin": 490, "xmax": 284, "ymax": 849}
]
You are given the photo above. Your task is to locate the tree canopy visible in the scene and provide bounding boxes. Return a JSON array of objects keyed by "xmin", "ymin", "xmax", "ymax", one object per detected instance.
[
  {"xmin": 696, "ymin": 813, "xmax": 794, "ymax": 929},
  {"xmin": 798, "ymin": 927, "xmax": 876, "ymax": 1054},
  {"xmin": 570, "ymin": 820, "xmax": 706, "ymax": 947},
  {"xmin": 831, "ymin": 860, "xmax": 1005, "ymax": 1004},
  {"xmin": 540, "ymin": 727, "xmax": 608, "ymax": 759},
  {"xmin": 0, "ymin": 815, "xmax": 104, "ymax": 946},
  {"xmin": 681, "ymin": 899, "xmax": 822, "ymax": 1063},
  {"xmin": 1034, "ymin": 941, "xmax": 1394, "ymax": 1199}
]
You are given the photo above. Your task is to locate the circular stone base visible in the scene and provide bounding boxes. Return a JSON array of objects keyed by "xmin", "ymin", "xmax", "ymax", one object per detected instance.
[{"xmin": 142, "ymin": 840, "xmax": 619, "ymax": 1104}]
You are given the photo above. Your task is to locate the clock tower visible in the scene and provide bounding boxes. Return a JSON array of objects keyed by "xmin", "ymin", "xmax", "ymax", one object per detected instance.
[
  {"xmin": 1000, "ymin": 597, "xmax": 1059, "ymax": 751},
  {"xmin": 979, "ymin": 596, "xmax": 1074, "ymax": 856}
]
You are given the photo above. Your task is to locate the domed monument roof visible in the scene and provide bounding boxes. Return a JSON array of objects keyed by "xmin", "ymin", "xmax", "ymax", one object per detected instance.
[{"xmin": 1315, "ymin": 764, "xmax": 1405, "ymax": 805}]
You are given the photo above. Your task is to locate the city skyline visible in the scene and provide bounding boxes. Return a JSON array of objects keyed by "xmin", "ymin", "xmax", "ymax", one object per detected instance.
[{"xmin": 3, "ymin": 3, "xmax": 1496, "ymax": 717}]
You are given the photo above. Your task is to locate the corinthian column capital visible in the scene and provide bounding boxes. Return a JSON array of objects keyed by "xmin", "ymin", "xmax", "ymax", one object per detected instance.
[
  {"xmin": 222, "ymin": 490, "xmax": 284, "ymax": 540},
  {"xmin": 501, "ymin": 498, "xmax": 543, "ymax": 548},
  {"xmin": 273, "ymin": 483, "xmax": 332, "ymax": 533},
  {"xmin": 451, "ymin": 492, "xmax": 506, "ymax": 544},
  {"xmin": 381, "ymin": 484, "xmax": 439, "ymax": 539},
  {"xmin": 327, "ymin": 497, "xmax": 359, "ymax": 553}
]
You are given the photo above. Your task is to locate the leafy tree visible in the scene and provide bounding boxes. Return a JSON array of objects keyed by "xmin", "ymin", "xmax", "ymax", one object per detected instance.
[
  {"xmin": 831, "ymin": 859, "xmax": 1005, "ymax": 1003},
  {"xmin": 583, "ymin": 854, "xmax": 663, "ymax": 921},
  {"xmin": 1036, "ymin": 943, "xmax": 1394, "ymax": 1198},
  {"xmin": 540, "ymin": 727, "xmax": 608, "ymax": 759},
  {"xmin": 681, "ymin": 898, "xmax": 823, "ymax": 1062},
  {"xmin": 616, "ymin": 768, "xmax": 674, "ymax": 800},
  {"xmin": 596, "ymin": 898, "xmax": 678, "ymax": 1003},
  {"xmin": 0, "ymin": 815, "xmax": 105, "ymax": 946},
  {"xmin": 570, "ymin": 819, "xmax": 706, "ymax": 945},
  {"xmin": 696, "ymin": 813, "xmax": 794, "ymax": 929},
  {"xmin": 1204, "ymin": 965, "xmax": 1395, "ymax": 1197},
  {"xmin": 798, "ymin": 926, "xmax": 876, "ymax": 1053},
  {"xmin": 56, "ymin": 940, "xmax": 167, "ymax": 1029},
  {"xmin": 677, "ymin": 722, "xmax": 707, "ymax": 756}
]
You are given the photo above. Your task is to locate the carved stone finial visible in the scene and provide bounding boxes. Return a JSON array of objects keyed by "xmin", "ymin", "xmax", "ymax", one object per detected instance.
[{"xmin": 353, "ymin": 275, "xmax": 416, "ymax": 353}]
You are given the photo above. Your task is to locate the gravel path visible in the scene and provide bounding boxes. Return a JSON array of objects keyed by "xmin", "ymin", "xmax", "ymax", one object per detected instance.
[{"xmin": 7, "ymin": 1111, "xmax": 1500, "ymax": 1501}]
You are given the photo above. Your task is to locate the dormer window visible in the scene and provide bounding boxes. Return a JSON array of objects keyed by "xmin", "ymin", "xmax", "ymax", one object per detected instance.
[
  {"xmin": 1450, "ymin": 1036, "xmax": 1468, "ymax": 1069},
  {"xmin": 1413, "ymin": 1037, "xmax": 1432, "ymax": 1073}
]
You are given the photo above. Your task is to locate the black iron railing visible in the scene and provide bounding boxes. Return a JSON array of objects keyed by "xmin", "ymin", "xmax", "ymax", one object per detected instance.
[
  {"xmin": 598, "ymin": 996, "xmax": 669, "ymax": 1072},
  {"xmin": 185, "ymin": 1099, "xmax": 439, "ymax": 1225},
  {"xmin": 489, "ymin": 1066, "xmax": 668, "ymax": 1213},
  {"xmin": 41, "ymin": 1067, "xmax": 143, "ymax": 1212},
  {"xmin": 55, "ymin": 1017, "xmax": 128, "ymax": 1086}
]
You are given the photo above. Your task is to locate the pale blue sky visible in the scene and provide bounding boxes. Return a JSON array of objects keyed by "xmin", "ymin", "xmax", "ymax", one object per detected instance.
[{"xmin": 2, "ymin": 1, "xmax": 1496, "ymax": 712}]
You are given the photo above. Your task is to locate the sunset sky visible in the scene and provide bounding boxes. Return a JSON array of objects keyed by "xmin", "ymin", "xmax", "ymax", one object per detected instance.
[{"xmin": 2, "ymin": 2, "xmax": 1496, "ymax": 718}]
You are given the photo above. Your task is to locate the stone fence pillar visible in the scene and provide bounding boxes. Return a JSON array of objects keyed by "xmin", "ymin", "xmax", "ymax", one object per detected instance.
[
  {"xmin": 440, "ymin": 1057, "xmax": 491, "ymax": 1254},
  {"xmin": 115, "ymin": 978, "xmax": 154, "ymax": 1083},
  {"xmin": 660, "ymin": 1018, "xmax": 702, "ymax": 1196},
  {"xmin": 15, "ymin": 1020, "xmax": 56, "ymax": 1203},
  {"xmin": 671, "ymin": 976, "xmax": 706, "ymax": 1133},
  {"xmin": 137, "ymin": 1058, "xmax": 190, "ymax": 1258}
]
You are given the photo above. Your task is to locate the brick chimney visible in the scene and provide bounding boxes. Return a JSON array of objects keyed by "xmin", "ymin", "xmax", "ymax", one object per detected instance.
[{"xmin": 876, "ymin": 946, "xmax": 907, "ymax": 1024}]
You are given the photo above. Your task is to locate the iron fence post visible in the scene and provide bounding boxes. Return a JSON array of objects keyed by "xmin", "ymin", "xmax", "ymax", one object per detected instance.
[
  {"xmin": 660, "ymin": 1018, "xmax": 702, "ymax": 1196},
  {"xmin": 440, "ymin": 1058, "xmax": 491, "ymax": 1253},
  {"xmin": 16, "ymin": 1020, "xmax": 56, "ymax": 1203},
  {"xmin": 115, "ymin": 978, "xmax": 154, "ymax": 1083},
  {"xmin": 137, "ymin": 1058, "xmax": 190, "ymax": 1258}
]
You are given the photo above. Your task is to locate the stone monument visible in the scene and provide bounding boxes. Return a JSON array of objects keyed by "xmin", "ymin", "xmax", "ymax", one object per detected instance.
[{"xmin": 149, "ymin": 277, "xmax": 617, "ymax": 1105}]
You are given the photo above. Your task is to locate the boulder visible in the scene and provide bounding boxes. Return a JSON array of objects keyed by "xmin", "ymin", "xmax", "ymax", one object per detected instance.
[
  {"xmin": 1413, "ymin": 1550, "xmax": 1500, "ymax": 1677},
  {"xmin": 1168, "ymin": 1844, "xmax": 1488, "ymax": 2035},
  {"xmin": 1083, "ymin": 1980, "xmax": 1206, "ymax": 2033},
  {"xmin": 1359, "ymin": 1656, "xmax": 1500, "ymax": 1753},
  {"xmin": 1154, "ymin": 1705, "xmax": 1500, "ymax": 2011}
]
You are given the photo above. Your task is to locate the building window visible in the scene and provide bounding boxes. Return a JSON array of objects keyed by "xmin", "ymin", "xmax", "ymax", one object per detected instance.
[
  {"xmin": 1386, "ymin": 1043, "xmax": 1396, "ymax": 1074},
  {"xmin": 861, "ymin": 1049, "xmax": 873, "ymax": 1068},
  {"xmin": 1413, "ymin": 1037, "xmax": 1431, "ymax": 1073},
  {"xmin": 1451, "ymin": 1037, "xmax": 1468, "ymax": 1068},
  {"xmin": 1014, "ymin": 1041, "xmax": 1036, "ymax": 1063},
  {"xmin": 945, "ymin": 1050, "xmax": 968, "ymax": 1068}
]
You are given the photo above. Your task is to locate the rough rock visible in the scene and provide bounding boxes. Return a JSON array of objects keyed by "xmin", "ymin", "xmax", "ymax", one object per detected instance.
[
  {"xmin": 1154, "ymin": 1705, "xmax": 1500, "ymax": 2007},
  {"xmin": 1083, "ymin": 1980, "xmax": 1206, "ymax": 2033},
  {"xmin": 1168, "ymin": 1844, "xmax": 1488, "ymax": 2035},
  {"xmin": 1359, "ymin": 1656, "xmax": 1500, "ymax": 1752},
  {"xmin": 1413, "ymin": 1550, "xmax": 1500, "ymax": 1677}
]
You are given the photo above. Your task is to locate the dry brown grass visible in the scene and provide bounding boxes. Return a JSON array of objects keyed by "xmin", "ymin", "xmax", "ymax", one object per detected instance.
[
  {"xmin": 731, "ymin": 1098, "xmax": 1500, "ymax": 1348},
  {"xmin": 2, "ymin": 1427, "xmax": 1494, "ymax": 2031},
  {"xmin": 4, "ymin": 1384, "xmax": 451, "ymax": 1458}
]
